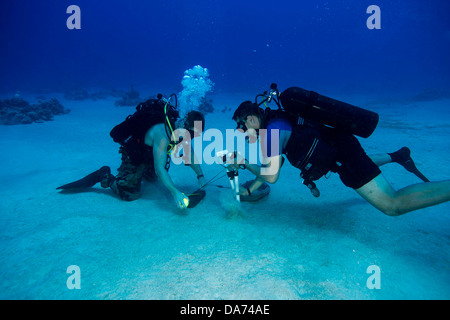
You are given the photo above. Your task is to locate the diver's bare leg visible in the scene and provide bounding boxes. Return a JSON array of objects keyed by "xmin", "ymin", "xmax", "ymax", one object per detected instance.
[
  {"xmin": 369, "ymin": 154, "xmax": 392, "ymax": 167},
  {"xmin": 356, "ymin": 174, "xmax": 450, "ymax": 216}
]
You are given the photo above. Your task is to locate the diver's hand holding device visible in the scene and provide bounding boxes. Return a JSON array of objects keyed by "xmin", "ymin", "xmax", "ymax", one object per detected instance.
[
  {"xmin": 216, "ymin": 150, "xmax": 247, "ymax": 202},
  {"xmin": 216, "ymin": 150, "xmax": 246, "ymax": 169}
]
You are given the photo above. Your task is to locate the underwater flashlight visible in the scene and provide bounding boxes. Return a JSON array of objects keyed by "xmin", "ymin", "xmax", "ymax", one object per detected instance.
[{"xmin": 183, "ymin": 197, "xmax": 190, "ymax": 207}]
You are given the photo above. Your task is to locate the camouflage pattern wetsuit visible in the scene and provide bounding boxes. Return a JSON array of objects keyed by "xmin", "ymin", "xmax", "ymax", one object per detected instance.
[{"xmin": 101, "ymin": 145, "xmax": 169, "ymax": 201}]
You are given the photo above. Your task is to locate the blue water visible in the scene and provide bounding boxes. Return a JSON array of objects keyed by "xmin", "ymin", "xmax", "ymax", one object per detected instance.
[
  {"xmin": 1, "ymin": 0, "xmax": 449, "ymax": 95},
  {"xmin": 0, "ymin": 0, "xmax": 449, "ymax": 300}
]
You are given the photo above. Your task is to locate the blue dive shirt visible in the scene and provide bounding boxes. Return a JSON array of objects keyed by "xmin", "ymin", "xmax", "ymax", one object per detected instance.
[{"xmin": 264, "ymin": 118, "xmax": 292, "ymax": 157}]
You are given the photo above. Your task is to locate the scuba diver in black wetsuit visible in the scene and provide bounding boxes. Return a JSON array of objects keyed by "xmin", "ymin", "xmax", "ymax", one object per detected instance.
[
  {"xmin": 229, "ymin": 84, "xmax": 450, "ymax": 216},
  {"xmin": 57, "ymin": 94, "xmax": 206, "ymax": 210}
]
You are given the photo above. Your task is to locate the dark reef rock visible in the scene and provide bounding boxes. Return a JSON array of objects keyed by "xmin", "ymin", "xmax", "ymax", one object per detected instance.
[
  {"xmin": 0, "ymin": 97, "xmax": 70, "ymax": 125},
  {"xmin": 114, "ymin": 85, "xmax": 141, "ymax": 106},
  {"xmin": 64, "ymin": 88, "xmax": 91, "ymax": 101},
  {"xmin": 220, "ymin": 105, "xmax": 231, "ymax": 113},
  {"xmin": 64, "ymin": 88, "xmax": 124, "ymax": 101},
  {"xmin": 411, "ymin": 88, "xmax": 450, "ymax": 102},
  {"xmin": 198, "ymin": 97, "xmax": 214, "ymax": 115}
]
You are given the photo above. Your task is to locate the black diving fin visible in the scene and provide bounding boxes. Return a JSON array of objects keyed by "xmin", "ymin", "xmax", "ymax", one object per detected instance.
[
  {"xmin": 57, "ymin": 166, "xmax": 111, "ymax": 190},
  {"xmin": 390, "ymin": 147, "xmax": 430, "ymax": 182}
]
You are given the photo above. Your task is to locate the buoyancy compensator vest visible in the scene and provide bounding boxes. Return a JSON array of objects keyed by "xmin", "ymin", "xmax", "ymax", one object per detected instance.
[
  {"xmin": 262, "ymin": 109, "xmax": 337, "ymax": 197},
  {"xmin": 110, "ymin": 94, "xmax": 179, "ymax": 166},
  {"xmin": 255, "ymin": 84, "xmax": 379, "ymax": 196}
]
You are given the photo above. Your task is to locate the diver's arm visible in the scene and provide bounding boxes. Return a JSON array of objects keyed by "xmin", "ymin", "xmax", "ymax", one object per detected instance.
[
  {"xmin": 228, "ymin": 159, "xmax": 278, "ymax": 196},
  {"xmin": 246, "ymin": 126, "xmax": 287, "ymax": 184},
  {"xmin": 242, "ymin": 154, "xmax": 282, "ymax": 184},
  {"xmin": 227, "ymin": 149, "xmax": 283, "ymax": 184},
  {"xmin": 153, "ymin": 138, "xmax": 176, "ymax": 193},
  {"xmin": 190, "ymin": 147, "xmax": 205, "ymax": 176},
  {"xmin": 190, "ymin": 163, "xmax": 206, "ymax": 188},
  {"xmin": 152, "ymin": 132, "xmax": 187, "ymax": 209},
  {"xmin": 229, "ymin": 127, "xmax": 287, "ymax": 187},
  {"xmin": 190, "ymin": 162, "xmax": 203, "ymax": 177},
  {"xmin": 186, "ymin": 144, "xmax": 206, "ymax": 187}
]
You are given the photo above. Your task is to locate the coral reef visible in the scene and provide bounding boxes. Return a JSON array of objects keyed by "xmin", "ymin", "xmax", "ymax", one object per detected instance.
[
  {"xmin": 0, "ymin": 97, "xmax": 70, "ymax": 125},
  {"xmin": 178, "ymin": 65, "xmax": 214, "ymax": 117},
  {"xmin": 64, "ymin": 88, "xmax": 128, "ymax": 101},
  {"xmin": 64, "ymin": 88, "xmax": 91, "ymax": 101},
  {"xmin": 198, "ymin": 97, "xmax": 214, "ymax": 115},
  {"xmin": 114, "ymin": 85, "xmax": 141, "ymax": 106},
  {"xmin": 411, "ymin": 88, "xmax": 450, "ymax": 102},
  {"xmin": 220, "ymin": 105, "xmax": 232, "ymax": 113}
]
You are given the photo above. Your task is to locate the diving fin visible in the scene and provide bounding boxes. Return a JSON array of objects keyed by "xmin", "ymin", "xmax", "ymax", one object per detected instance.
[
  {"xmin": 390, "ymin": 147, "xmax": 430, "ymax": 182},
  {"xmin": 187, "ymin": 189, "xmax": 206, "ymax": 208},
  {"xmin": 57, "ymin": 166, "xmax": 111, "ymax": 190}
]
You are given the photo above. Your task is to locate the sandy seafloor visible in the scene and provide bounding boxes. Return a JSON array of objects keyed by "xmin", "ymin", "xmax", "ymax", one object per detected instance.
[{"xmin": 0, "ymin": 92, "xmax": 449, "ymax": 300}]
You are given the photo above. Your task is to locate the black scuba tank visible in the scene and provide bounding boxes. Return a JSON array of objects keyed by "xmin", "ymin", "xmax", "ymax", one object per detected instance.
[
  {"xmin": 279, "ymin": 87, "xmax": 379, "ymax": 138},
  {"xmin": 110, "ymin": 97, "xmax": 179, "ymax": 145}
]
